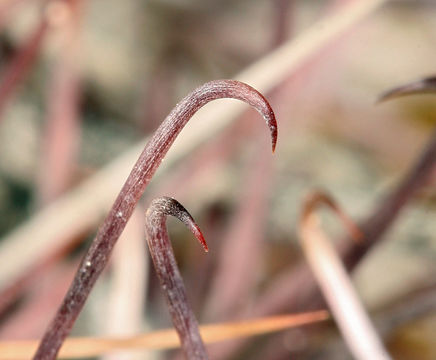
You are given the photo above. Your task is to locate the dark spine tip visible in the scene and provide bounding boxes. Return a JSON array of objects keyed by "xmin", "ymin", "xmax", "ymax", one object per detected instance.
[
  {"xmin": 149, "ymin": 196, "xmax": 209, "ymax": 252},
  {"xmin": 272, "ymin": 130, "xmax": 277, "ymax": 153},
  {"xmin": 377, "ymin": 76, "xmax": 436, "ymax": 104},
  {"xmin": 260, "ymin": 92, "xmax": 277, "ymax": 154},
  {"xmin": 203, "ymin": 79, "xmax": 278, "ymax": 154},
  {"xmin": 269, "ymin": 117, "xmax": 277, "ymax": 153},
  {"xmin": 193, "ymin": 224, "xmax": 208, "ymax": 252}
]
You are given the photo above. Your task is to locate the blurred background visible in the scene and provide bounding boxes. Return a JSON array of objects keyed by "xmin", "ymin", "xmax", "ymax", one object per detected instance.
[{"xmin": 0, "ymin": 0, "xmax": 436, "ymax": 359}]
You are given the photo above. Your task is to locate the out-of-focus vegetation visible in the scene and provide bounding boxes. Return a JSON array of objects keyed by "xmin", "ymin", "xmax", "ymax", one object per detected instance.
[{"xmin": 1, "ymin": 0, "xmax": 436, "ymax": 359}]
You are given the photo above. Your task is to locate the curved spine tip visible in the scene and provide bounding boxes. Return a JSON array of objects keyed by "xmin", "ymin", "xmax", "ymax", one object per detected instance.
[
  {"xmin": 301, "ymin": 190, "xmax": 363, "ymax": 243},
  {"xmin": 145, "ymin": 196, "xmax": 209, "ymax": 359},
  {"xmin": 377, "ymin": 75, "xmax": 436, "ymax": 104}
]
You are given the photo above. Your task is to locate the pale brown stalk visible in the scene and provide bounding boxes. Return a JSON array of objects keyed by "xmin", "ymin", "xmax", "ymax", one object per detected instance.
[{"xmin": 299, "ymin": 191, "xmax": 391, "ymax": 360}]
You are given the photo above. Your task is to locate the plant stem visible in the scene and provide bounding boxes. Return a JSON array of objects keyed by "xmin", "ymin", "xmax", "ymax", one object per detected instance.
[
  {"xmin": 299, "ymin": 191, "xmax": 391, "ymax": 360},
  {"xmin": 33, "ymin": 79, "xmax": 277, "ymax": 360},
  {"xmin": 146, "ymin": 197, "xmax": 208, "ymax": 359}
]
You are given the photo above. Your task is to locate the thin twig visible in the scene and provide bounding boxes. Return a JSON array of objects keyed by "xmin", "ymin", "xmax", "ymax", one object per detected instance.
[
  {"xmin": 32, "ymin": 80, "xmax": 277, "ymax": 360},
  {"xmin": 145, "ymin": 197, "xmax": 208, "ymax": 359},
  {"xmin": 0, "ymin": 311, "xmax": 328, "ymax": 359},
  {"xmin": 299, "ymin": 191, "xmax": 391, "ymax": 360}
]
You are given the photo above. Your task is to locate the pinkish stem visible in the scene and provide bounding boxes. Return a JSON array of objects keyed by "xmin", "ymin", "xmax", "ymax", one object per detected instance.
[
  {"xmin": 33, "ymin": 79, "xmax": 277, "ymax": 360},
  {"xmin": 146, "ymin": 197, "xmax": 208, "ymax": 359}
]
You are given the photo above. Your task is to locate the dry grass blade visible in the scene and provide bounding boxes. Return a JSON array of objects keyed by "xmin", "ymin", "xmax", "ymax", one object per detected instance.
[
  {"xmin": 298, "ymin": 190, "xmax": 391, "ymax": 360},
  {"xmin": 0, "ymin": 0, "xmax": 387, "ymax": 297},
  {"xmin": 0, "ymin": 311, "xmax": 328, "ymax": 359},
  {"xmin": 145, "ymin": 197, "xmax": 208, "ymax": 359},
  {"xmin": 378, "ymin": 75, "xmax": 436, "ymax": 103}
]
